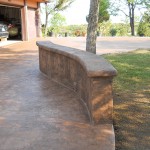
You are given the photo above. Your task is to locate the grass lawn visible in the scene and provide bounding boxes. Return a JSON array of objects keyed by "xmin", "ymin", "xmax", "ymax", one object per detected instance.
[{"xmin": 104, "ymin": 49, "xmax": 150, "ymax": 150}]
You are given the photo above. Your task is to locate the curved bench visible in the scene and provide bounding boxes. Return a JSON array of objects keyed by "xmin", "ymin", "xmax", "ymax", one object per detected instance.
[{"xmin": 36, "ymin": 41, "xmax": 117, "ymax": 125}]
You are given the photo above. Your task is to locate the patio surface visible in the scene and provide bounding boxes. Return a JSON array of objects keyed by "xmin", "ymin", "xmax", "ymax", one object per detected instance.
[{"xmin": 0, "ymin": 39, "xmax": 115, "ymax": 150}]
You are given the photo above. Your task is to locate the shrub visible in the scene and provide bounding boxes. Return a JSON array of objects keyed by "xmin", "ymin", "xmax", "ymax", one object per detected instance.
[
  {"xmin": 110, "ymin": 28, "xmax": 117, "ymax": 36},
  {"xmin": 137, "ymin": 11, "xmax": 150, "ymax": 37},
  {"xmin": 138, "ymin": 22, "xmax": 150, "ymax": 37}
]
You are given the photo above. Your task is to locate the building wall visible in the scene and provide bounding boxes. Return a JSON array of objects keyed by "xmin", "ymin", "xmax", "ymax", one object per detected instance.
[{"xmin": 28, "ymin": 8, "xmax": 37, "ymax": 40}]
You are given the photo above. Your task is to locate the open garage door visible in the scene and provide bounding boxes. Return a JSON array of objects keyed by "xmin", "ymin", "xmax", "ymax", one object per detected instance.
[{"xmin": 0, "ymin": 5, "xmax": 22, "ymax": 40}]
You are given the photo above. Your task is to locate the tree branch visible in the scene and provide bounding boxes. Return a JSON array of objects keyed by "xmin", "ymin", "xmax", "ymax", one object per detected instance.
[{"xmin": 118, "ymin": 8, "xmax": 129, "ymax": 17}]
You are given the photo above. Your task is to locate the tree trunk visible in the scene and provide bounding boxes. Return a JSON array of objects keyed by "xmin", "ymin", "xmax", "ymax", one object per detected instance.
[
  {"xmin": 86, "ymin": 0, "xmax": 99, "ymax": 54},
  {"xmin": 130, "ymin": 18, "xmax": 135, "ymax": 36},
  {"xmin": 44, "ymin": 2, "xmax": 48, "ymax": 36},
  {"xmin": 129, "ymin": 3, "xmax": 135, "ymax": 36},
  {"xmin": 131, "ymin": 3, "xmax": 135, "ymax": 36}
]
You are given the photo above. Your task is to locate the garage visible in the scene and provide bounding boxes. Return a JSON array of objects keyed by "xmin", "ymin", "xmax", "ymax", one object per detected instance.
[
  {"xmin": 0, "ymin": 0, "xmax": 45, "ymax": 41},
  {"xmin": 0, "ymin": 5, "xmax": 22, "ymax": 40}
]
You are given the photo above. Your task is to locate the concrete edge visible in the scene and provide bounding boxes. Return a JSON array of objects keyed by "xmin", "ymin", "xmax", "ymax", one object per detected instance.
[{"xmin": 36, "ymin": 41, "xmax": 117, "ymax": 77}]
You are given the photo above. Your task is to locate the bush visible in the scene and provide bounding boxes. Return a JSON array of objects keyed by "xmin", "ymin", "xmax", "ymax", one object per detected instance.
[
  {"xmin": 138, "ymin": 22, "xmax": 150, "ymax": 37},
  {"xmin": 116, "ymin": 24, "xmax": 129, "ymax": 36},
  {"xmin": 65, "ymin": 25, "xmax": 87, "ymax": 37},
  {"xmin": 110, "ymin": 28, "xmax": 117, "ymax": 36},
  {"xmin": 137, "ymin": 11, "xmax": 150, "ymax": 37}
]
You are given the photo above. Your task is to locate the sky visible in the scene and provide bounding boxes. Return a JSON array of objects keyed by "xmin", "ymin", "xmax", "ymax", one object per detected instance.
[
  {"xmin": 41, "ymin": 0, "xmax": 90, "ymax": 25},
  {"xmin": 61, "ymin": 0, "xmax": 90, "ymax": 25},
  {"xmin": 41, "ymin": 0, "xmax": 131, "ymax": 25},
  {"xmin": 60, "ymin": 0, "xmax": 124, "ymax": 25}
]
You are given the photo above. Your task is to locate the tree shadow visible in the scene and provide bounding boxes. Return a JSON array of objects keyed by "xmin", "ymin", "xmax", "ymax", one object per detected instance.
[{"xmin": 104, "ymin": 50, "xmax": 150, "ymax": 150}]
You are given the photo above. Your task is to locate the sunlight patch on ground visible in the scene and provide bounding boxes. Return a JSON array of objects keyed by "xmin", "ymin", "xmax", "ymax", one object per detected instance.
[{"xmin": 134, "ymin": 49, "xmax": 150, "ymax": 54}]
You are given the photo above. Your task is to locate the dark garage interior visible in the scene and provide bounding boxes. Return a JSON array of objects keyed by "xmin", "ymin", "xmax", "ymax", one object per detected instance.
[{"xmin": 0, "ymin": 5, "xmax": 22, "ymax": 40}]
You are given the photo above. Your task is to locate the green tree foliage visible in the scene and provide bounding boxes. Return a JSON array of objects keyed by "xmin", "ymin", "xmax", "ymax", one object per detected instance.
[
  {"xmin": 98, "ymin": 21, "xmax": 112, "ymax": 36},
  {"xmin": 144, "ymin": 0, "xmax": 150, "ymax": 8},
  {"xmin": 115, "ymin": 23, "xmax": 129, "ymax": 36},
  {"xmin": 98, "ymin": 0, "xmax": 110, "ymax": 23},
  {"xmin": 47, "ymin": 24, "xmax": 87, "ymax": 37},
  {"xmin": 63, "ymin": 22, "xmax": 130, "ymax": 37},
  {"xmin": 48, "ymin": 13, "xmax": 66, "ymax": 36},
  {"xmin": 110, "ymin": 28, "xmax": 117, "ymax": 36},
  {"xmin": 97, "ymin": 0, "xmax": 110, "ymax": 37},
  {"xmin": 142, "ymin": 11, "xmax": 150, "ymax": 22},
  {"xmin": 42, "ymin": 0, "xmax": 74, "ymax": 36},
  {"xmin": 66, "ymin": 25, "xmax": 87, "ymax": 36},
  {"xmin": 138, "ymin": 11, "xmax": 150, "ymax": 36},
  {"xmin": 98, "ymin": 21, "xmax": 129, "ymax": 36}
]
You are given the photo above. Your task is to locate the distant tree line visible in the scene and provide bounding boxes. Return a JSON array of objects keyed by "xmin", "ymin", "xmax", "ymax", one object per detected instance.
[
  {"xmin": 41, "ymin": 0, "xmax": 150, "ymax": 38},
  {"xmin": 42, "ymin": 19, "xmax": 150, "ymax": 37}
]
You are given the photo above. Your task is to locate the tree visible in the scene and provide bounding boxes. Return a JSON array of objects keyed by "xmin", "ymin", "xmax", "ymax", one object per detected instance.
[
  {"xmin": 63, "ymin": 24, "xmax": 87, "ymax": 37},
  {"xmin": 98, "ymin": 0, "xmax": 110, "ymax": 23},
  {"xmin": 138, "ymin": 11, "xmax": 150, "ymax": 36},
  {"xmin": 144, "ymin": 0, "xmax": 150, "ymax": 8},
  {"xmin": 110, "ymin": 0, "xmax": 149, "ymax": 36},
  {"xmin": 97, "ymin": 0, "xmax": 110, "ymax": 37},
  {"xmin": 86, "ymin": 0, "xmax": 99, "ymax": 54},
  {"xmin": 43, "ymin": 0, "xmax": 74, "ymax": 36},
  {"xmin": 98, "ymin": 21, "xmax": 112, "ymax": 36},
  {"xmin": 110, "ymin": 28, "xmax": 117, "ymax": 36},
  {"xmin": 49, "ymin": 13, "xmax": 66, "ymax": 36}
]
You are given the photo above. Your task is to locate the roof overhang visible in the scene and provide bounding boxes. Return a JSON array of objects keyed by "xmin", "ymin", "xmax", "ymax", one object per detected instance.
[{"xmin": 33, "ymin": 0, "xmax": 48, "ymax": 2}]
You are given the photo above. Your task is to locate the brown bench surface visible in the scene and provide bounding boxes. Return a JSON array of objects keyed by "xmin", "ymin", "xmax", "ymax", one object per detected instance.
[{"xmin": 37, "ymin": 41, "xmax": 117, "ymax": 77}]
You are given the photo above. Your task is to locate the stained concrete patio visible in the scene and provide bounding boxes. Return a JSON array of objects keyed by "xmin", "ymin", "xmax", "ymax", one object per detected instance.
[{"xmin": 0, "ymin": 39, "xmax": 115, "ymax": 150}]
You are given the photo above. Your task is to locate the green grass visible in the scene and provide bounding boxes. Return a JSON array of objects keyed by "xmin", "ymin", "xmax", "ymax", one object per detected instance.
[{"xmin": 103, "ymin": 49, "xmax": 150, "ymax": 150}]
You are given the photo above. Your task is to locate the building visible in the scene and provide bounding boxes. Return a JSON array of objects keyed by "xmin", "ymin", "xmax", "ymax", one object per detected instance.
[{"xmin": 0, "ymin": 0, "xmax": 46, "ymax": 41}]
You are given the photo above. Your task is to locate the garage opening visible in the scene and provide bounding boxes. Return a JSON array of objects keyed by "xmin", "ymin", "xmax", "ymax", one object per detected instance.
[{"xmin": 0, "ymin": 5, "xmax": 22, "ymax": 40}]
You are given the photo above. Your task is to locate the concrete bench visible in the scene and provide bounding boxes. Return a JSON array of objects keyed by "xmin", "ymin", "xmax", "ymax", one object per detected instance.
[{"xmin": 36, "ymin": 41, "xmax": 117, "ymax": 125}]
